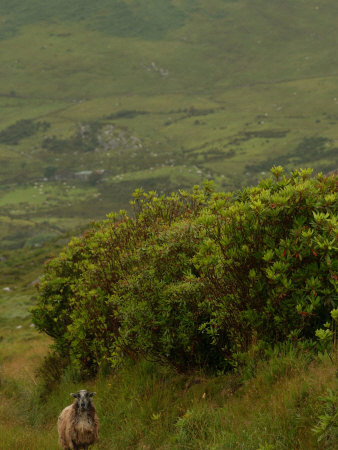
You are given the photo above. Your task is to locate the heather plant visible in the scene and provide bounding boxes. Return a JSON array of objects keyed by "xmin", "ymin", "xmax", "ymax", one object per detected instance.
[{"xmin": 32, "ymin": 168, "xmax": 337, "ymax": 375}]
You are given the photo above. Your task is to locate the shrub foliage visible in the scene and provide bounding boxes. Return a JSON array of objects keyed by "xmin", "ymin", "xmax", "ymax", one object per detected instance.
[
  {"xmin": 32, "ymin": 168, "xmax": 337, "ymax": 374},
  {"xmin": 0, "ymin": 119, "xmax": 50, "ymax": 145}
]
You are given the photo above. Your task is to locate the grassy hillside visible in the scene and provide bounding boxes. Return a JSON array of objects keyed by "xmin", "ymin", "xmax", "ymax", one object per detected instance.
[
  {"xmin": 1, "ymin": 347, "xmax": 337, "ymax": 449},
  {"xmin": 0, "ymin": 0, "xmax": 337, "ymax": 254}
]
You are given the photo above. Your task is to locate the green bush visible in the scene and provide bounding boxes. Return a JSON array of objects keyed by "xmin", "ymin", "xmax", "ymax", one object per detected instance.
[
  {"xmin": 32, "ymin": 168, "xmax": 337, "ymax": 375},
  {"xmin": 192, "ymin": 168, "xmax": 337, "ymax": 362},
  {"xmin": 0, "ymin": 119, "xmax": 50, "ymax": 145},
  {"xmin": 32, "ymin": 187, "xmax": 209, "ymax": 374}
]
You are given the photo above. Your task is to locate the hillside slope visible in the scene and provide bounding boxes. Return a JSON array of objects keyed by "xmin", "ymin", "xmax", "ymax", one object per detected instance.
[{"xmin": 0, "ymin": 0, "xmax": 337, "ymax": 254}]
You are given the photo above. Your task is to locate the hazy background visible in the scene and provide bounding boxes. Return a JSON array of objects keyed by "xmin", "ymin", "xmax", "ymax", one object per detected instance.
[{"xmin": 0, "ymin": 0, "xmax": 337, "ymax": 288}]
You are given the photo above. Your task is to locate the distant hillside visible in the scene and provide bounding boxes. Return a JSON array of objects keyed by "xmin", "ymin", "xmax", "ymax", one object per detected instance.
[{"xmin": 0, "ymin": 0, "xmax": 337, "ymax": 254}]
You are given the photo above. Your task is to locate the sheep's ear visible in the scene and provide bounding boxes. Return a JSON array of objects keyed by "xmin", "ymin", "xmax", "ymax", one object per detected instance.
[
  {"xmin": 89, "ymin": 392, "xmax": 96, "ymax": 397},
  {"xmin": 71, "ymin": 393, "xmax": 77, "ymax": 398}
]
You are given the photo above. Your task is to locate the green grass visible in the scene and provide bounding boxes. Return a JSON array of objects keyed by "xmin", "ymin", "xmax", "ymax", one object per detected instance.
[
  {"xmin": 0, "ymin": 184, "xmax": 97, "ymax": 207},
  {"xmin": 0, "ymin": 349, "xmax": 336, "ymax": 449}
]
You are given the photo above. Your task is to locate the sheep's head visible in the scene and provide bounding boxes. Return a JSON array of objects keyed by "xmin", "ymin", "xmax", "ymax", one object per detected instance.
[{"xmin": 71, "ymin": 389, "xmax": 96, "ymax": 412}]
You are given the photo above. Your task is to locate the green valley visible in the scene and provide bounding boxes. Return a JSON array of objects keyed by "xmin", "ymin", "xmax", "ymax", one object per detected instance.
[{"xmin": 0, "ymin": 0, "xmax": 337, "ymax": 253}]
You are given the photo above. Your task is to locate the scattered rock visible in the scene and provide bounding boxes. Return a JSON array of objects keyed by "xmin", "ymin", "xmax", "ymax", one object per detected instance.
[
  {"xmin": 3, "ymin": 287, "xmax": 11, "ymax": 292},
  {"xmin": 145, "ymin": 61, "xmax": 169, "ymax": 78}
]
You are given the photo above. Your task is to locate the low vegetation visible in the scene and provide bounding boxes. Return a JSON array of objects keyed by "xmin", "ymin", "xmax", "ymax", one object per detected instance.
[
  {"xmin": 0, "ymin": 343, "xmax": 336, "ymax": 449},
  {"xmin": 0, "ymin": 119, "xmax": 50, "ymax": 145}
]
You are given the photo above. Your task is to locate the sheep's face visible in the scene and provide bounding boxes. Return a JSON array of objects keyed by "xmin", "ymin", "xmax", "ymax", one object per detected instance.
[{"xmin": 71, "ymin": 389, "xmax": 96, "ymax": 412}]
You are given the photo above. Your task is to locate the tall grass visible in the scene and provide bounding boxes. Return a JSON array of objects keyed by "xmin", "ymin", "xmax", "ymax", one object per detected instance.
[{"xmin": 1, "ymin": 347, "xmax": 336, "ymax": 449}]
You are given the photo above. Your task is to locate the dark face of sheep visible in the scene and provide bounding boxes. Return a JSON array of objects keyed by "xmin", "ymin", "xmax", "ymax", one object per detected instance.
[{"xmin": 71, "ymin": 389, "xmax": 96, "ymax": 412}]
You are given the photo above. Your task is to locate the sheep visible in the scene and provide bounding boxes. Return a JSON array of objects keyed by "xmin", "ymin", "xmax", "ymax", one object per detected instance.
[{"xmin": 57, "ymin": 389, "xmax": 99, "ymax": 450}]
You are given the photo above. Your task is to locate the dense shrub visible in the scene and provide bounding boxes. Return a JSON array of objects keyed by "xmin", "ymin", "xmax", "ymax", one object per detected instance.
[
  {"xmin": 193, "ymin": 168, "xmax": 337, "ymax": 363},
  {"xmin": 32, "ymin": 187, "xmax": 209, "ymax": 373},
  {"xmin": 105, "ymin": 110, "xmax": 149, "ymax": 120},
  {"xmin": 32, "ymin": 168, "xmax": 337, "ymax": 375},
  {"xmin": 0, "ymin": 119, "xmax": 50, "ymax": 145}
]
